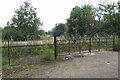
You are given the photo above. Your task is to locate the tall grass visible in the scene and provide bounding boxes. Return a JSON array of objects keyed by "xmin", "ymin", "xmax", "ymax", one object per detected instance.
[
  {"xmin": 2, "ymin": 37, "xmax": 115, "ymax": 67},
  {"xmin": 2, "ymin": 41, "xmax": 54, "ymax": 66},
  {"xmin": 42, "ymin": 47, "xmax": 53, "ymax": 61},
  {"xmin": 114, "ymin": 37, "xmax": 120, "ymax": 51},
  {"xmin": 0, "ymin": 57, "xmax": 2, "ymax": 70}
]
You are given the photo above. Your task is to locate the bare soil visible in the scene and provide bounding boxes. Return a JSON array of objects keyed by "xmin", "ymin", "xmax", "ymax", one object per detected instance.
[
  {"xmin": 5, "ymin": 51, "xmax": 118, "ymax": 78},
  {"xmin": 32, "ymin": 51, "xmax": 118, "ymax": 78}
]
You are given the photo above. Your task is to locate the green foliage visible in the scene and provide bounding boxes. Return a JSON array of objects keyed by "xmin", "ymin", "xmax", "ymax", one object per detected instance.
[
  {"xmin": 0, "ymin": 61, "xmax": 2, "ymax": 70},
  {"xmin": 2, "ymin": 41, "xmax": 54, "ymax": 66},
  {"xmin": 49, "ymin": 23, "xmax": 67, "ymax": 36},
  {"xmin": 0, "ymin": 27, "xmax": 2, "ymax": 40},
  {"xmin": 2, "ymin": 27, "xmax": 24, "ymax": 41},
  {"xmin": 45, "ymin": 31, "xmax": 52, "ymax": 35},
  {"xmin": 54, "ymin": 23, "xmax": 66, "ymax": 36},
  {"xmin": 67, "ymin": 4, "xmax": 95, "ymax": 38},
  {"xmin": 114, "ymin": 43, "xmax": 120, "ymax": 51},
  {"xmin": 3, "ymin": 0, "xmax": 43, "ymax": 41},
  {"xmin": 114, "ymin": 37, "xmax": 120, "ymax": 51},
  {"xmin": 97, "ymin": 1, "xmax": 120, "ymax": 35},
  {"xmin": 38, "ymin": 30, "xmax": 45, "ymax": 36},
  {"xmin": 2, "ymin": 57, "xmax": 8, "ymax": 66},
  {"xmin": 42, "ymin": 47, "xmax": 53, "ymax": 61},
  {"xmin": 27, "ymin": 46, "xmax": 43, "ymax": 55}
]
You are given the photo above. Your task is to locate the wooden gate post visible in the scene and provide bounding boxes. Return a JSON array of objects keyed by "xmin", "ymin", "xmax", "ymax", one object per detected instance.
[{"xmin": 54, "ymin": 32, "xmax": 57, "ymax": 60}]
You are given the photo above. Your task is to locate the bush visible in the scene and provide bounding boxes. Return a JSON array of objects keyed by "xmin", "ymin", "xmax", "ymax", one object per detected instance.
[{"xmin": 42, "ymin": 48, "xmax": 53, "ymax": 61}]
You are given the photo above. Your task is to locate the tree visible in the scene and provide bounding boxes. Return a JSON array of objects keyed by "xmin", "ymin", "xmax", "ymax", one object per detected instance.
[
  {"xmin": 2, "ymin": 26, "xmax": 24, "ymax": 41},
  {"xmin": 45, "ymin": 31, "xmax": 52, "ymax": 35},
  {"xmin": 6, "ymin": 0, "xmax": 43, "ymax": 41},
  {"xmin": 67, "ymin": 4, "xmax": 95, "ymax": 38},
  {"xmin": 38, "ymin": 30, "xmax": 45, "ymax": 35},
  {"xmin": 54, "ymin": 23, "xmax": 66, "ymax": 36},
  {"xmin": 97, "ymin": 1, "xmax": 120, "ymax": 36}
]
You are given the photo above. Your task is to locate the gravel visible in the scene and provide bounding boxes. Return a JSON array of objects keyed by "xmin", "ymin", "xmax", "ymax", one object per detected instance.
[{"xmin": 32, "ymin": 51, "xmax": 118, "ymax": 78}]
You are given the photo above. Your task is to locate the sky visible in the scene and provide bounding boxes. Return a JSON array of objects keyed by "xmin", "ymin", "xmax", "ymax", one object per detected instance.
[{"xmin": 0, "ymin": 0, "xmax": 119, "ymax": 32}]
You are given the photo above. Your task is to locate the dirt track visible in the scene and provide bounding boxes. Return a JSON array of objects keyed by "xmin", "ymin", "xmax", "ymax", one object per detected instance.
[{"xmin": 32, "ymin": 51, "xmax": 118, "ymax": 78}]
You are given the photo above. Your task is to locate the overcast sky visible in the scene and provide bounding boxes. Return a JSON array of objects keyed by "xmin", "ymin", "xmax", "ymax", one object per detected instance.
[{"xmin": 0, "ymin": 0, "xmax": 118, "ymax": 31}]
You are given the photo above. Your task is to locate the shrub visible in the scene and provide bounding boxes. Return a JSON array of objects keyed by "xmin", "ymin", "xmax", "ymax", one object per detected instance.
[{"xmin": 42, "ymin": 48, "xmax": 53, "ymax": 61}]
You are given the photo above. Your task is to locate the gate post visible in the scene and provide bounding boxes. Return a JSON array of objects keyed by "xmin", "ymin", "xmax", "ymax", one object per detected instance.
[
  {"xmin": 89, "ymin": 37, "xmax": 91, "ymax": 53},
  {"xmin": 98, "ymin": 38, "xmax": 100, "ymax": 51},
  {"xmin": 54, "ymin": 32, "xmax": 57, "ymax": 60},
  {"xmin": 106, "ymin": 37, "xmax": 108, "ymax": 51},
  {"xmin": 79, "ymin": 39, "xmax": 81, "ymax": 54},
  {"xmin": 113, "ymin": 33, "xmax": 115, "ymax": 51},
  {"xmin": 68, "ymin": 40, "xmax": 70, "ymax": 55},
  {"xmin": 8, "ymin": 36, "xmax": 10, "ymax": 66}
]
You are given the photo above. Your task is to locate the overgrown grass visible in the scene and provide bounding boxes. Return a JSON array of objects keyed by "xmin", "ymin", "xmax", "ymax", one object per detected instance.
[
  {"xmin": 42, "ymin": 47, "xmax": 53, "ymax": 61},
  {"xmin": 2, "ymin": 41, "xmax": 54, "ymax": 67},
  {"xmin": 0, "ymin": 58, "xmax": 2, "ymax": 70},
  {"xmin": 2, "ymin": 37, "xmax": 115, "ymax": 68},
  {"xmin": 114, "ymin": 37, "xmax": 120, "ymax": 51}
]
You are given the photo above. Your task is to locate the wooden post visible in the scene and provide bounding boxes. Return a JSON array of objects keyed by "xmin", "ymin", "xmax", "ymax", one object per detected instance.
[{"xmin": 54, "ymin": 32, "xmax": 57, "ymax": 60}]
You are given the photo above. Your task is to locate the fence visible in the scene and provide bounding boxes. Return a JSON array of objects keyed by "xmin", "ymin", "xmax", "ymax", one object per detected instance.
[
  {"xmin": 1, "ymin": 34, "xmax": 118, "ymax": 66},
  {"xmin": 55, "ymin": 36, "xmax": 114, "ymax": 57},
  {"xmin": 2, "ymin": 43, "xmax": 54, "ymax": 66}
]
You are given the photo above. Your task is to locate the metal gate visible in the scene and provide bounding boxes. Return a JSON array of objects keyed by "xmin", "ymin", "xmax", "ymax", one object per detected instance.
[{"xmin": 54, "ymin": 35, "xmax": 114, "ymax": 59}]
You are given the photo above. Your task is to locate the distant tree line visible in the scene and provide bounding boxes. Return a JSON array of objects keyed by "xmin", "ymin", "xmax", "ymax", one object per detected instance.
[
  {"xmin": 2, "ymin": 0, "xmax": 120, "ymax": 41},
  {"xmin": 50, "ymin": 1, "xmax": 120, "ymax": 38}
]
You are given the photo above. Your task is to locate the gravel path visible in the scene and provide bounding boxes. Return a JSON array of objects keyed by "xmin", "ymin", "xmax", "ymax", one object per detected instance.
[{"xmin": 32, "ymin": 51, "xmax": 118, "ymax": 78}]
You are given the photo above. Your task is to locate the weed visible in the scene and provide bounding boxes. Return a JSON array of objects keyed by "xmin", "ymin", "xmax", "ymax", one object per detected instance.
[
  {"xmin": 42, "ymin": 47, "xmax": 53, "ymax": 61},
  {"xmin": 114, "ymin": 39, "xmax": 120, "ymax": 51}
]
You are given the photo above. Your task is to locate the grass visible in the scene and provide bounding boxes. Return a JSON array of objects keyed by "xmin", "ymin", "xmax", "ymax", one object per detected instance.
[
  {"xmin": 0, "ymin": 58, "xmax": 2, "ymax": 70},
  {"xmin": 2, "ymin": 41, "xmax": 54, "ymax": 67},
  {"xmin": 2, "ymin": 36, "xmax": 117, "ymax": 78},
  {"xmin": 114, "ymin": 37, "xmax": 120, "ymax": 51},
  {"xmin": 42, "ymin": 48, "xmax": 53, "ymax": 61},
  {"xmin": 3, "ymin": 63, "xmax": 42, "ymax": 78}
]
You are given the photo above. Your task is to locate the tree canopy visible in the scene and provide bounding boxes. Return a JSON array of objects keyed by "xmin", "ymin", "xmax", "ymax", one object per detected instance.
[
  {"xmin": 2, "ymin": 1, "xmax": 120, "ymax": 41},
  {"xmin": 97, "ymin": 1, "xmax": 120, "ymax": 36},
  {"xmin": 2, "ymin": 0, "xmax": 43, "ymax": 41},
  {"xmin": 67, "ymin": 4, "xmax": 95, "ymax": 38}
]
